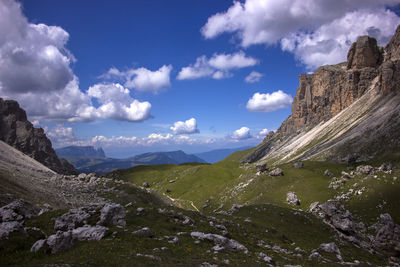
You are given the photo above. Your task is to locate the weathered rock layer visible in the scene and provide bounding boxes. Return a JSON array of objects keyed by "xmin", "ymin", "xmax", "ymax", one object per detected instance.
[
  {"xmin": 245, "ymin": 25, "xmax": 400, "ymax": 163},
  {"xmin": 0, "ymin": 98, "xmax": 75, "ymax": 174}
]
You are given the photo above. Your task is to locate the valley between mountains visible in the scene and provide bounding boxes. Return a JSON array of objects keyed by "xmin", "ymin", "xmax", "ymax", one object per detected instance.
[{"xmin": 1, "ymin": 26, "xmax": 400, "ymax": 267}]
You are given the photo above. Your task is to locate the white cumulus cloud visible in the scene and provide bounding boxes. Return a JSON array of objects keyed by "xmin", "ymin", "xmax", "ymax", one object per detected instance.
[
  {"xmin": 102, "ymin": 65, "xmax": 172, "ymax": 94},
  {"xmin": 232, "ymin": 126, "xmax": 252, "ymax": 140},
  {"xmin": 245, "ymin": 71, "xmax": 263, "ymax": 83},
  {"xmin": 177, "ymin": 51, "xmax": 258, "ymax": 80},
  {"xmin": 257, "ymin": 128, "xmax": 269, "ymax": 138},
  {"xmin": 247, "ymin": 91, "xmax": 293, "ymax": 112},
  {"xmin": 88, "ymin": 83, "xmax": 151, "ymax": 122},
  {"xmin": 0, "ymin": 0, "xmax": 154, "ymax": 123},
  {"xmin": 170, "ymin": 118, "xmax": 199, "ymax": 135},
  {"xmin": 201, "ymin": 0, "xmax": 400, "ymax": 69}
]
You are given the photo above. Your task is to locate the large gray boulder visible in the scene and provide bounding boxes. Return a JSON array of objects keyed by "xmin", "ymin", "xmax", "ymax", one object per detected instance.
[
  {"xmin": 319, "ymin": 201, "xmax": 356, "ymax": 235},
  {"xmin": 98, "ymin": 203, "xmax": 126, "ymax": 227},
  {"xmin": 54, "ymin": 208, "xmax": 91, "ymax": 231},
  {"xmin": 72, "ymin": 225, "xmax": 108, "ymax": 241},
  {"xmin": 0, "ymin": 221, "xmax": 25, "ymax": 239},
  {"xmin": 191, "ymin": 232, "xmax": 248, "ymax": 253},
  {"xmin": 31, "ymin": 225, "xmax": 109, "ymax": 253},
  {"xmin": 372, "ymin": 213, "xmax": 400, "ymax": 256},
  {"xmin": 46, "ymin": 231, "xmax": 75, "ymax": 254},
  {"xmin": 0, "ymin": 199, "xmax": 39, "ymax": 222}
]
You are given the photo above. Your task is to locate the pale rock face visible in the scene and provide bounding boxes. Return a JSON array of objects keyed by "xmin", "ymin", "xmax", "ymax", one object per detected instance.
[
  {"xmin": 0, "ymin": 98, "xmax": 75, "ymax": 174},
  {"xmin": 244, "ymin": 25, "xmax": 400, "ymax": 164},
  {"xmin": 347, "ymin": 36, "xmax": 382, "ymax": 70}
]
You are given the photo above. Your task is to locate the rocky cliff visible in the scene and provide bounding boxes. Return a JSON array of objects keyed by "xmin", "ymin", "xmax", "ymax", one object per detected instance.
[
  {"xmin": 0, "ymin": 98, "xmax": 76, "ymax": 174},
  {"xmin": 245, "ymin": 25, "xmax": 400, "ymax": 164}
]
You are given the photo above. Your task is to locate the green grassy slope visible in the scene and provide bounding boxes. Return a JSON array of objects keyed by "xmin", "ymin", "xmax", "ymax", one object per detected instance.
[
  {"xmin": 0, "ymin": 203, "xmax": 386, "ymax": 266},
  {"xmin": 111, "ymin": 150, "xmax": 400, "ymax": 225}
]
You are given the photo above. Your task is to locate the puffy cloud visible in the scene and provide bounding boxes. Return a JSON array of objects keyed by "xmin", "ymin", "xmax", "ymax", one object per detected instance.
[
  {"xmin": 102, "ymin": 65, "xmax": 172, "ymax": 94},
  {"xmin": 281, "ymin": 9, "xmax": 400, "ymax": 69},
  {"xmin": 0, "ymin": 0, "xmax": 74, "ymax": 94},
  {"xmin": 201, "ymin": 0, "xmax": 400, "ymax": 69},
  {"xmin": 207, "ymin": 51, "xmax": 258, "ymax": 70},
  {"xmin": 88, "ymin": 83, "xmax": 151, "ymax": 122},
  {"xmin": 170, "ymin": 118, "xmax": 199, "ymax": 135},
  {"xmin": 0, "ymin": 0, "xmax": 153, "ymax": 123},
  {"xmin": 247, "ymin": 90, "xmax": 293, "ymax": 112},
  {"xmin": 177, "ymin": 51, "xmax": 258, "ymax": 80},
  {"xmin": 232, "ymin": 126, "xmax": 252, "ymax": 140},
  {"xmin": 91, "ymin": 133, "xmax": 209, "ymax": 148},
  {"xmin": 245, "ymin": 71, "xmax": 263, "ymax": 83},
  {"xmin": 257, "ymin": 128, "xmax": 269, "ymax": 138}
]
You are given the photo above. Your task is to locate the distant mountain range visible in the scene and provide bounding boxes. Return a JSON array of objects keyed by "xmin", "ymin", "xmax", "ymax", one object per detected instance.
[
  {"xmin": 56, "ymin": 146, "xmax": 106, "ymax": 158},
  {"xmin": 55, "ymin": 146, "xmax": 207, "ymax": 174},
  {"xmin": 194, "ymin": 146, "xmax": 252, "ymax": 163}
]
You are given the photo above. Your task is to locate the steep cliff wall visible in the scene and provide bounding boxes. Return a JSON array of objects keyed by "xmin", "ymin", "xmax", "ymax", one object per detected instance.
[
  {"xmin": 0, "ymin": 98, "xmax": 76, "ymax": 174},
  {"xmin": 244, "ymin": 25, "xmax": 400, "ymax": 164}
]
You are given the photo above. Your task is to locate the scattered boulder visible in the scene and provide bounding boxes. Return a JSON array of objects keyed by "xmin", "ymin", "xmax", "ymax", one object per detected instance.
[
  {"xmin": 269, "ymin": 168, "xmax": 284, "ymax": 176},
  {"xmin": 319, "ymin": 242, "xmax": 342, "ymax": 261},
  {"xmin": 0, "ymin": 221, "xmax": 25, "ymax": 239},
  {"xmin": 309, "ymin": 202, "xmax": 320, "ymax": 213},
  {"xmin": 256, "ymin": 163, "xmax": 268, "ymax": 173},
  {"xmin": 132, "ymin": 227, "xmax": 153, "ymax": 238},
  {"xmin": 190, "ymin": 232, "xmax": 248, "ymax": 253},
  {"xmin": 293, "ymin": 162, "xmax": 304, "ymax": 169},
  {"xmin": 372, "ymin": 213, "xmax": 400, "ymax": 256},
  {"xmin": 45, "ymin": 231, "xmax": 75, "ymax": 254},
  {"xmin": 286, "ymin": 192, "xmax": 300, "ymax": 206},
  {"xmin": 72, "ymin": 225, "xmax": 108, "ymax": 241},
  {"xmin": 54, "ymin": 208, "xmax": 91, "ymax": 231},
  {"xmin": 230, "ymin": 204, "xmax": 243, "ymax": 212},
  {"xmin": 142, "ymin": 182, "xmax": 150, "ymax": 188},
  {"xmin": 341, "ymin": 171, "xmax": 352, "ymax": 179},
  {"xmin": 324, "ymin": 170, "xmax": 333, "ymax": 177},
  {"xmin": 98, "ymin": 203, "xmax": 126, "ymax": 227},
  {"xmin": 355, "ymin": 165, "xmax": 374, "ymax": 175},
  {"xmin": 0, "ymin": 199, "xmax": 39, "ymax": 222},
  {"xmin": 32, "ymin": 225, "xmax": 108, "ymax": 253},
  {"xmin": 319, "ymin": 201, "xmax": 356, "ymax": 236},
  {"xmin": 379, "ymin": 163, "xmax": 393, "ymax": 173}
]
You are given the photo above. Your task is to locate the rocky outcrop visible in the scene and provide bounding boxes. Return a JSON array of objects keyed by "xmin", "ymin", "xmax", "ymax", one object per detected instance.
[
  {"xmin": 0, "ymin": 98, "xmax": 75, "ymax": 174},
  {"xmin": 244, "ymin": 25, "xmax": 400, "ymax": 163}
]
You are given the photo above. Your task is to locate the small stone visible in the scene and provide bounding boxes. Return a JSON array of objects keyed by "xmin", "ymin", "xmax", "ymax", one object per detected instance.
[
  {"xmin": 356, "ymin": 165, "xmax": 374, "ymax": 175},
  {"xmin": 324, "ymin": 170, "xmax": 333, "ymax": 177},
  {"xmin": 132, "ymin": 227, "xmax": 153, "ymax": 238},
  {"xmin": 256, "ymin": 163, "xmax": 268, "ymax": 173},
  {"xmin": 142, "ymin": 182, "xmax": 150, "ymax": 188},
  {"xmin": 293, "ymin": 162, "xmax": 304, "ymax": 168},
  {"xmin": 286, "ymin": 192, "xmax": 300, "ymax": 206},
  {"xmin": 269, "ymin": 168, "xmax": 284, "ymax": 176}
]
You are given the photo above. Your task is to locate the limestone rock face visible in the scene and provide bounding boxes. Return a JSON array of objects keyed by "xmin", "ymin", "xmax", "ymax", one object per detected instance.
[
  {"xmin": 244, "ymin": 25, "xmax": 400, "ymax": 164},
  {"xmin": 0, "ymin": 98, "xmax": 75, "ymax": 174},
  {"xmin": 347, "ymin": 36, "xmax": 382, "ymax": 70}
]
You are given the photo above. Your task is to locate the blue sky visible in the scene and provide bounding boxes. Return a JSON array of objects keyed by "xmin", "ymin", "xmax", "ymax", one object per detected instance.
[{"xmin": 2, "ymin": 0, "xmax": 400, "ymax": 157}]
